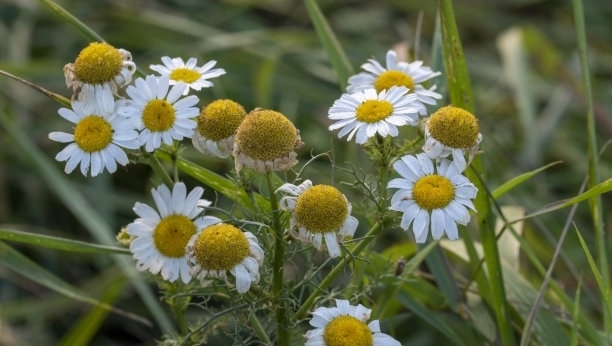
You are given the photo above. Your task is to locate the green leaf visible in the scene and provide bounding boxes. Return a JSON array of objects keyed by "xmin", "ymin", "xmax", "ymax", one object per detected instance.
[
  {"xmin": 492, "ymin": 161, "xmax": 561, "ymax": 199},
  {"xmin": 575, "ymin": 225, "xmax": 612, "ymax": 318},
  {"xmin": 155, "ymin": 151, "xmax": 269, "ymax": 211},
  {"xmin": 304, "ymin": 0, "xmax": 353, "ymax": 89},
  {"xmin": 0, "ymin": 228, "xmax": 130, "ymax": 255},
  {"xmin": 511, "ymin": 178, "xmax": 612, "ymax": 224},
  {"xmin": 39, "ymin": 0, "xmax": 105, "ymax": 42},
  {"xmin": 0, "ymin": 242, "xmax": 121, "ymax": 318}
]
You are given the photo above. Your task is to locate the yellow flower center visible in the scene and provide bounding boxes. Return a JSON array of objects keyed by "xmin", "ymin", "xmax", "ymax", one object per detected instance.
[
  {"xmin": 193, "ymin": 224, "xmax": 250, "ymax": 271},
  {"xmin": 374, "ymin": 70, "xmax": 414, "ymax": 93},
  {"xmin": 73, "ymin": 115, "xmax": 113, "ymax": 152},
  {"xmin": 73, "ymin": 42, "xmax": 123, "ymax": 84},
  {"xmin": 197, "ymin": 99, "xmax": 247, "ymax": 141},
  {"xmin": 153, "ymin": 214, "xmax": 196, "ymax": 258},
  {"xmin": 324, "ymin": 315, "xmax": 373, "ymax": 346},
  {"xmin": 235, "ymin": 109, "xmax": 298, "ymax": 161},
  {"xmin": 294, "ymin": 185, "xmax": 348, "ymax": 233},
  {"xmin": 142, "ymin": 99, "xmax": 175, "ymax": 132},
  {"xmin": 355, "ymin": 100, "xmax": 393, "ymax": 123},
  {"xmin": 169, "ymin": 67, "xmax": 201, "ymax": 83},
  {"xmin": 427, "ymin": 105, "xmax": 480, "ymax": 149},
  {"xmin": 412, "ymin": 175, "xmax": 455, "ymax": 211}
]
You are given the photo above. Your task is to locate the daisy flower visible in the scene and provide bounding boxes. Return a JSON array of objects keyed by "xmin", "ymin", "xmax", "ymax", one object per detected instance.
[
  {"xmin": 126, "ymin": 182, "xmax": 218, "ymax": 284},
  {"xmin": 277, "ymin": 180, "xmax": 358, "ymax": 258},
  {"xmin": 233, "ymin": 108, "xmax": 303, "ymax": 173},
  {"xmin": 422, "ymin": 105, "xmax": 482, "ymax": 172},
  {"xmin": 119, "ymin": 75, "xmax": 200, "ymax": 152},
  {"xmin": 63, "ymin": 42, "xmax": 136, "ymax": 112},
  {"xmin": 387, "ymin": 153, "xmax": 478, "ymax": 243},
  {"xmin": 186, "ymin": 223, "xmax": 263, "ymax": 293},
  {"xmin": 328, "ymin": 86, "xmax": 420, "ymax": 144},
  {"xmin": 48, "ymin": 97, "xmax": 139, "ymax": 177},
  {"xmin": 305, "ymin": 299, "xmax": 401, "ymax": 346},
  {"xmin": 347, "ymin": 50, "xmax": 442, "ymax": 116},
  {"xmin": 192, "ymin": 99, "xmax": 247, "ymax": 158},
  {"xmin": 149, "ymin": 56, "xmax": 226, "ymax": 95}
]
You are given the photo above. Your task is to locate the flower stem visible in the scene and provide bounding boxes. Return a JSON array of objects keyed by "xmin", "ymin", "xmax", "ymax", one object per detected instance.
[
  {"xmin": 266, "ymin": 172, "xmax": 289, "ymax": 345},
  {"xmin": 148, "ymin": 152, "xmax": 175, "ymax": 187},
  {"xmin": 294, "ymin": 220, "xmax": 381, "ymax": 320}
]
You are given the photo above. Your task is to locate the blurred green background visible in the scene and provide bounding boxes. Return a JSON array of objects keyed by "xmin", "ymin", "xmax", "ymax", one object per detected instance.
[{"xmin": 1, "ymin": 0, "xmax": 611, "ymax": 345}]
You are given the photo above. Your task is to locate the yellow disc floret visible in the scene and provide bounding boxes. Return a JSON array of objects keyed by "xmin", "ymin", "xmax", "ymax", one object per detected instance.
[
  {"xmin": 74, "ymin": 115, "xmax": 113, "ymax": 152},
  {"xmin": 153, "ymin": 214, "xmax": 197, "ymax": 258},
  {"xmin": 142, "ymin": 99, "xmax": 176, "ymax": 132},
  {"xmin": 294, "ymin": 185, "xmax": 348, "ymax": 233},
  {"xmin": 193, "ymin": 224, "xmax": 250, "ymax": 271},
  {"xmin": 374, "ymin": 70, "xmax": 414, "ymax": 93},
  {"xmin": 170, "ymin": 68, "xmax": 201, "ymax": 83},
  {"xmin": 235, "ymin": 109, "xmax": 298, "ymax": 161},
  {"xmin": 427, "ymin": 105, "xmax": 480, "ymax": 149},
  {"xmin": 412, "ymin": 175, "xmax": 455, "ymax": 211},
  {"xmin": 73, "ymin": 42, "xmax": 123, "ymax": 84},
  {"xmin": 197, "ymin": 99, "xmax": 247, "ymax": 141},
  {"xmin": 324, "ymin": 315, "xmax": 373, "ymax": 346},
  {"xmin": 355, "ymin": 100, "xmax": 393, "ymax": 123}
]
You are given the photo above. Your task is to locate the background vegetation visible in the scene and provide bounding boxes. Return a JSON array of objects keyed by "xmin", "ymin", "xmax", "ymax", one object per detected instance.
[{"xmin": 1, "ymin": 0, "xmax": 611, "ymax": 345}]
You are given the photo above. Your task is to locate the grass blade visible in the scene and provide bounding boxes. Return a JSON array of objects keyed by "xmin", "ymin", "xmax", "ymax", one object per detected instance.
[
  {"xmin": 39, "ymin": 0, "xmax": 105, "ymax": 42},
  {"xmin": 304, "ymin": 0, "xmax": 354, "ymax": 89},
  {"xmin": 0, "ymin": 228, "xmax": 130, "ymax": 255},
  {"xmin": 492, "ymin": 161, "xmax": 561, "ymax": 199}
]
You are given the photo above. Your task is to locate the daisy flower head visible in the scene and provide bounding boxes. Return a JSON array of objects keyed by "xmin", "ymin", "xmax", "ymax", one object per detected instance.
[
  {"xmin": 63, "ymin": 42, "xmax": 136, "ymax": 111},
  {"xmin": 192, "ymin": 99, "xmax": 247, "ymax": 158},
  {"xmin": 388, "ymin": 153, "xmax": 478, "ymax": 243},
  {"xmin": 233, "ymin": 108, "xmax": 304, "ymax": 173},
  {"xmin": 277, "ymin": 180, "xmax": 358, "ymax": 258},
  {"xmin": 149, "ymin": 56, "xmax": 226, "ymax": 95},
  {"xmin": 120, "ymin": 75, "xmax": 200, "ymax": 152},
  {"xmin": 347, "ymin": 50, "xmax": 442, "ymax": 116},
  {"xmin": 126, "ymin": 182, "xmax": 219, "ymax": 284},
  {"xmin": 305, "ymin": 299, "xmax": 401, "ymax": 346},
  {"xmin": 48, "ymin": 97, "xmax": 139, "ymax": 177},
  {"xmin": 186, "ymin": 223, "xmax": 263, "ymax": 293},
  {"xmin": 422, "ymin": 105, "xmax": 482, "ymax": 172},
  {"xmin": 328, "ymin": 86, "xmax": 420, "ymax": 145}
]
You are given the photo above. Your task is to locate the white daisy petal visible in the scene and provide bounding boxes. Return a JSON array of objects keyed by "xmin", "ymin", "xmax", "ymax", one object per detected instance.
[
  {"xmin": 388, "ymin": 154, "xmax": 477, "ymax": 243},
  {"xmin": 306, "ymin": 299, "xmax": 401, "ymax": 346}
]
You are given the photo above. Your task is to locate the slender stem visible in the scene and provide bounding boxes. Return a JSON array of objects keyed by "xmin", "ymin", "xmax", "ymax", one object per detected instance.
[
  {"xmin": 295, "ymin": 221, "xmax": 381, "ymax": 320},
  {"xmin": 250, "ymin": 312, "xmax": 272, "ymax": 345},
  {"xmin": 572, "ymin": 0, "xmax": 608, "ymax": 330},
  {"xmin": 148, "ymin": 153, "xmax": 174, "ymax": 187},
  {"xmin": 266, "ymin": 172, "xmax": 289, "ymax": 345}
]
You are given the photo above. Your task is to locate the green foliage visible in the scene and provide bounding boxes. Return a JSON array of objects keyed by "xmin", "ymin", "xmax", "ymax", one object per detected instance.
[{"xmin": 1, "ymin": 0, "xmax": 611, "ymax": 345}]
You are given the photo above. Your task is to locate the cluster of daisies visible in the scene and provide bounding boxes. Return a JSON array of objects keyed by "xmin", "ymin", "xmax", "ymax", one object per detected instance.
[
  {"xmin": 48, "ymin": 42, "xmax": 482, "ymax": 345},
  {"xmin": 328, "ymin": 50, "xmax": 481, "ymax": 243}
]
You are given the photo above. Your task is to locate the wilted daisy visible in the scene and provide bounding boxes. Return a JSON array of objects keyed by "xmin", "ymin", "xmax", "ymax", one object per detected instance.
[
  {"xmin": 149, "ymin": 56, "xmax": 226, "ymax": 95},
  {"xmin": 277, "ymin": 180, "xmax": 358, "ymax": 258},
  {"xmin": 120, "ymin": 75, "xmax": 199, "ymax": 152},
  {"xmin": 127, "ymin": 182, "xmax": 218, "ymax": 284},
  {"xmin": 186, "ymin": 223, "xmax": 263, "ymax": 293},
  {"xmin": 347, "ymin": 50, "xmax": 442, "ymax": 116},
  {"xmin": 63, "ymin": 42, "xmax": 136, "ymax": 110},
  {"xmin": 388, "ymin": 153, "xmax": 478, "ymax": 243},
  {"xmin": 49, "ymin": 97, "xmax": 139, "ymax": 177},
  {"xmin": 305, "ymin": 299, "xmax": 401, "ymax": 346},
  {"xmin": 233, "ymin": 108, "xmax": 303, "ymax": 173},
  {"xmin": 422, "ymin": 105, "xmax": 482, "ymax": 172},
  {"xmin": 328, "ymin": 86, "xmax": 420, "ymax": 144},
  {"xmin": 192, "ymin": 99, "xmax": 247, "ymax": 158}
]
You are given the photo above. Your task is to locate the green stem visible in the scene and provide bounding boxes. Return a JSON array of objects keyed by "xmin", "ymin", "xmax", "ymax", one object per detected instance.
[
  {"xmin": 295, "ymin": 221, "xmax": 381, "ymax": 320},
  {"xmin": 266, "ymin": 172, "xmax": 289, "ymax": 345},
  {"xmin": 148, "ymin": 153, "xmax": 174, "ymax": 187},
  {"xmin": 572, "ymin": 0, "xmax": 608, "ymax": 329},
  {"xmin": 250, "ymin": 312, "xmax": 272, "ymax": 345}
]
